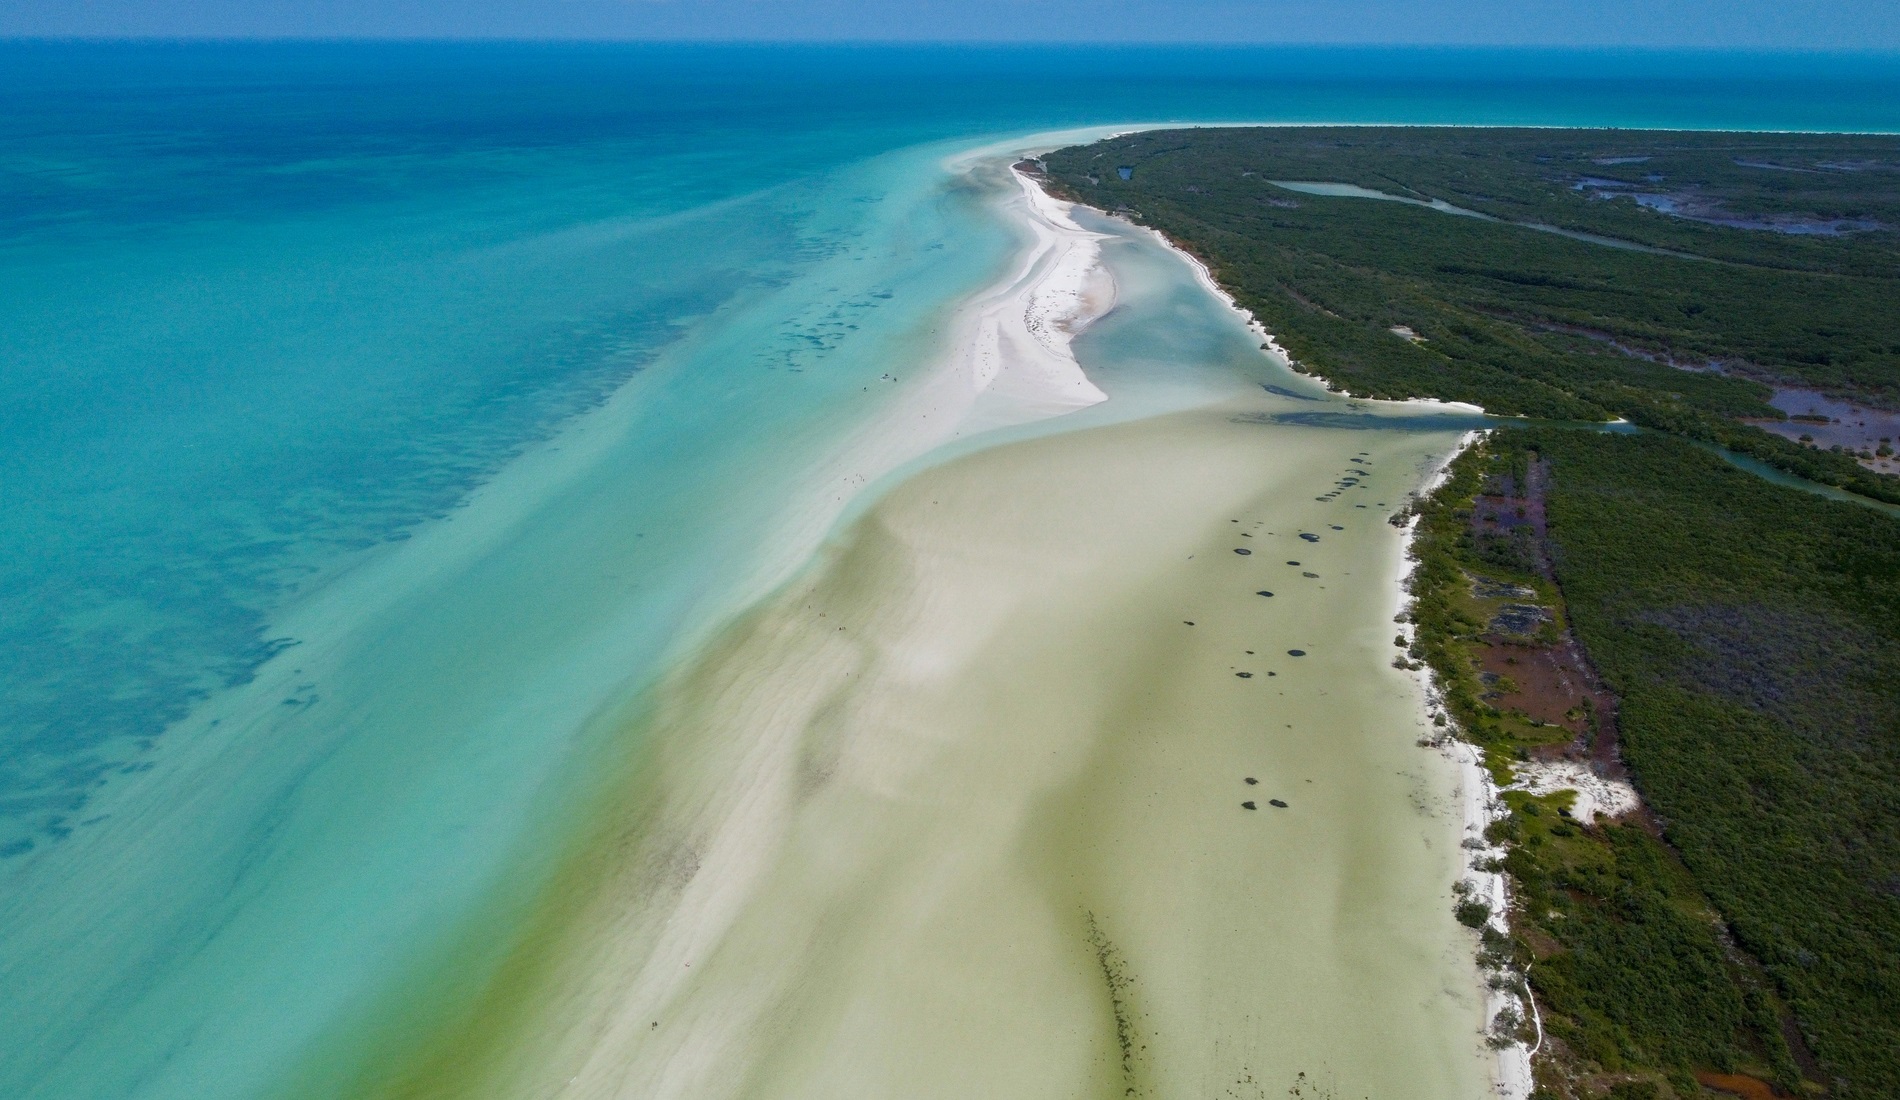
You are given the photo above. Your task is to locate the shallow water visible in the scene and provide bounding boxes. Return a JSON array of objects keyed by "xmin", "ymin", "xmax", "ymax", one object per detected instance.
[
  {"xmin": 323, "ymin": 210, "xmax": 1492, "ymax": 1100},
  {"xmin": 4, "ymin": 42, "xmax": 1898, "ymax": 1100},
  {"xmin": 1751, "ymin": 387, "xmax": 1900, "ymax": 474}
]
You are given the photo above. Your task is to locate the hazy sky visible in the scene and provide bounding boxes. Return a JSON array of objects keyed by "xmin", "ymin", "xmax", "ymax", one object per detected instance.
[{"xmin": 3, "ymin": 0, "xmax": 1897, "ymax": 50}]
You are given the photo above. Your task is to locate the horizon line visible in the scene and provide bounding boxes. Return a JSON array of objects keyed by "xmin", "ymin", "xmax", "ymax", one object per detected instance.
[{"xmin": 3, "ymin": 36, "xmax": 1900, "ymax": 56}]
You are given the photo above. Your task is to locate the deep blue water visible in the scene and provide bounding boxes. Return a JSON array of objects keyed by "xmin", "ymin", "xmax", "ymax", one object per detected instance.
[{"xmin": 1, "ymin": 41, "xmax": 1896, "ymax": 1099}]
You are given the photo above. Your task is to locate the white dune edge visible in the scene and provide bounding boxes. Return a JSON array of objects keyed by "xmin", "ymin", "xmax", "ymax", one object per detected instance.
[
  {"xmin": 1449, "ymin": 739, "xmax": 1534, "ymax": 1100},
  {"xmin": 1399, "ymin": 431, "xmax": 1533, "ymax": 1100},
  {"xmin": 483, "ymin": 158, "xmax": 1123, "ymax": 1100}
]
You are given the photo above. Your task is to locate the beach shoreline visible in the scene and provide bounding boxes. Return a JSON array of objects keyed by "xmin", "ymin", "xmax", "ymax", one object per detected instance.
[
  {"xmin": 409, "ymin": 400, "xmax": 1498, "ymax": 1100},
  {"xmin": 1394, "ymin": 430, "xmax": 1536, "ymax": 1100},
  {"xmin": 1036, "ymin": 162, "xmax": 1526, "ymax": 1097},
  {"xmin": 12, "ymin": 55, "xmax": 1894, "ymax": 1100},
  {"xmin": 333, "ymin": 151, "xmax": 1500, "ymax": 1100},
  {"xmin": 213, "ymin": 141, "xmax": 1510, "ymax": 1100}
]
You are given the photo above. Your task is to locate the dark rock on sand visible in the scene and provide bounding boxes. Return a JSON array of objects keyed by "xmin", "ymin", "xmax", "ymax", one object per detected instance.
[{"xmin": 1245, "ymin": 777, "xmax": 1258, "ymax": 785}]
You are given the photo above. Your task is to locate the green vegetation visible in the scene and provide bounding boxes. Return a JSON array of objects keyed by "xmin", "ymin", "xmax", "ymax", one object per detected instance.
[
  {"xmin": 1413, "ymin": 430, "xmax": 1900, "ymax": 1099},
  {"xmin": 1528, "ymin": 430, "xmax": 1899, "ymax": 1099},
  {"xmin": 1041, "ymin": 128, "xmax": 1900, "ymax": 502},
  {"xmin": 1044, "ymin": 128, "xmax": 1900, "ymax": 1098},
  {"xmin": 1408, "ymin": 436, "xmax": 1798, "ymax": 1098}
]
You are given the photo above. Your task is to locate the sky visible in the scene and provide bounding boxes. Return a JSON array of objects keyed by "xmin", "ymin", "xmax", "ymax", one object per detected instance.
[{"xmin": 2, "ymin": 0, "xmax": 1897, "ymax": 50}]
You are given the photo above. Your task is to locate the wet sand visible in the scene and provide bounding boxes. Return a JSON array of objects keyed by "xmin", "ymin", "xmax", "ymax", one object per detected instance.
[{"xmin": 385, "ymin": 396, "xmax": 1494, "ymax": 1100}]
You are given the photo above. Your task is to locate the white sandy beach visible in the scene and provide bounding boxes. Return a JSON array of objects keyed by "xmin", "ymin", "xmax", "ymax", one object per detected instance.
[
  {"xmin": 353, "ymin": 162, "xmax": 1501, "ymax": 1100},
  {"xmin": 1390, "ymin": 429, "xmax": 1534, "ymax": 1100},
  {"xmin": 395, "ymin": 403, "xmax": 1494, "ymax": 1100},
  {"xmin": 1122, "ymin": 198, "xmax": 1531, "ymax": 1099}
]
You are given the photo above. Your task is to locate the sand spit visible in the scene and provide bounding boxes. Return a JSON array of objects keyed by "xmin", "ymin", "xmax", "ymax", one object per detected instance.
[
  {"xmin": 661, "ymin": 158, "xmax": 1122, "ymax": 646},
  {"xmin": 338, "ymin": 158, "xmax": 1495, "ymax": 1100},
  {"xmin": 415, "ymin": 400, "xmax": 1493, "ymax": 1100},
  {"xmin": 916, "ymin": 164, "xmax": 1112, "ymax": 437}
]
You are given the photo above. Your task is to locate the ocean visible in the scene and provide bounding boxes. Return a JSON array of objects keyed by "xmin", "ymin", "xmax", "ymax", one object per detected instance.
[{"xmin": 1, "ymin": 41, "xmax": 1896, "ymax": 1099}]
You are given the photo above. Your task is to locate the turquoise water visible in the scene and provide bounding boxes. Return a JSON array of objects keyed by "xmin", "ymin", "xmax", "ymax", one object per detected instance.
[{"xmin": 2, "ymin": 42, "xmax": 1897, "ymax": 1099}]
